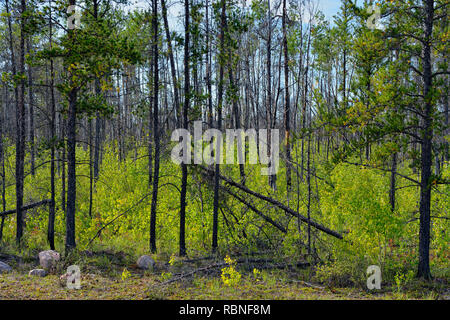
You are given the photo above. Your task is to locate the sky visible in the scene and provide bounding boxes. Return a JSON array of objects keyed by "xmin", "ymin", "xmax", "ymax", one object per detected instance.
[
  {"xmin": 126, "ymin": 0, "xmax": 342, "ymax": 23},
  {"xmin": 318, "ymin": 0, "xmax": 342, "ymax": 20}
]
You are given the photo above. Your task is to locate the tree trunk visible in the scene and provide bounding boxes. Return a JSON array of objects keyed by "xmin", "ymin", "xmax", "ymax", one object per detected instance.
[
  {"xmin": 266, "ymin": 0, "xmax": 276, "ymax": 190},
  {"xmin": 161, "ymin": 0, "xmax": 181, "ymax": 128},
  {"xmin": 66, "ymin": 87, "xmax": 77, "ymax": 251},
  {"xmin": 150, "ymin": 0, "xmax": 160, "ymax": 254},
  {"xmin": 47, "ymin": 0, "xmax": 56, "ymax": 249},
  {"xmin": 416, "ymin": 0, "xmax": 434, "ymax": 280},
  {"xmin": 65, "ymin": 0, "xmax": 78, "ymax": 251},
  {"xmin": 212, "ymin": 0, "xmax": 226, "ymax": 253},
  {"xmin": 0, "ymin": 81, "xmax": 6, "ymax": 241},
  {"xmin": 179, "ymin": 0, "xmax": 190, "ymax": 257},
  {"xmin": 15, "ymin": 0, "xmax": 27, "ymax": 245},
  {"xmin": 27, "ymin": 38, "xmax": 35, "ymax": 177},
  {"xmin": 205, "ymin": 0, "xmax": 213, "ymax": 128},
  {"xmin": 390, "ymin": 152, "xmax": 397, "ymax": 213},
  {"xmin": 282, "ymin": 0, "xmax": 291, "ymax": 191}
]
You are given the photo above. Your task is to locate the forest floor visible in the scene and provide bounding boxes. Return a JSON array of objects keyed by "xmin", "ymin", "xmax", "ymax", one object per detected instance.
[{"xmin": 0, "ymin": 249, "xmax": 448, "ymax": 300}]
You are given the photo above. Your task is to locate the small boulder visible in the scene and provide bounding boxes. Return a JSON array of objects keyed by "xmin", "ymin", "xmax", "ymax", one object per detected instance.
[
  {"xmin": 29, "ymin": 269, "xmax": 47, "ymax": 277},
  {"xmin": 0, "ymin": 260, "xmax": 12, "ymax": 273},
  {"xmin": 38, "ymin": 250, "xmax": 60, "ymax": 270},
  {"xmin": 137, "ymin": 255, "xmax": 155, "ymax": 270}
]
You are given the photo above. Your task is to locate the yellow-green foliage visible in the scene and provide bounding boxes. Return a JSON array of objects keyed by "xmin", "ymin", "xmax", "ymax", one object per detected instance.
[{"xmin": 221, "ymin": 255, "xmax": 241, "ymax": 287}]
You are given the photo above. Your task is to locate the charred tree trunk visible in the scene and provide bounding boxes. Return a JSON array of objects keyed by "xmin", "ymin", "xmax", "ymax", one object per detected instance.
[
  {"xmin": 212, "ymin": 0, "xmax": 226, "ymax": 253},
  {"xmin": 150, "ymin": 0, "xmax": 160, "ymax": 254},
  {"xmin": 161, "ymin": 0, "xmax": 181, "ymax": 128},
  {"xmin": 47, "ymin": 1, "xmax": 56, "ymax": 249},
  {"xmin": 390, "ymin": 152, "xmax": 397, "ymax": 213},
  {"xmin": 27, "ymin": 39, "xmax": 35, "ymax": 177},
  {"xmin": 0, "ymin": 82, "xmax": 6, "ymax": 241},
  {"xmin": 282, "ymin": 0, "xmax": 291, "ymax": 191},
  {"xmin": 417, "ymin": 0, "xmax": 434, "ymax": 280},
  {"xmin": 15, "ymin": 0, "xmax": 27, "ymax": 245},
  {"xmin": 65, "ymin": 0, "xmax": 78, "ymax": 251},
  {"xmin": 179, "ymin": 0, "xmax": 190, "ymax": 257},
  {"xmin": 266, "ymin": 0, "xmax": 276, "ymax": 190}
]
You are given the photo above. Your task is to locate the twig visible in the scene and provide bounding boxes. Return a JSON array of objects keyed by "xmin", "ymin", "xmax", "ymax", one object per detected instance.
[
  {"xmin": 0, "ymin": 199, "xmax": 51, "ymax": 217},
  {"xmin": 86, "ymin": 193, "xmax": 151, "ymax": 247},
  {"xmin": 198, "ymin": 165, "xmax": 343, "ymax": 239}
]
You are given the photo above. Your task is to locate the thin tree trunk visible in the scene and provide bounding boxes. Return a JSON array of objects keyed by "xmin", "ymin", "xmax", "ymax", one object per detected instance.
[
  {"xmin": 282, "ymin": 0, "xmax": 291, "ymax": 191},
  {"xmin": 390, "ymin": 152, "xmax": 397, "ymax": 213},
  {"xmin": 47, "ymin": 0, "xmax": 56, "ymax": 249},
  {"xmin": 60, "ymin": 115, "xmax": 66, "ymax": 215},
  {"xmin": 417, "ymin": 0, "xmax": 434, "ymax": 280},
  {"xmin": 161, "ymin": 0, "xmax": 181, "ymax": 128},
  {"xmin": 266, "ymin": 0, "xmax": 276, "ymax": 190},
  {"xmin": 27, "ymin": 38, "xmax": 35, "ymax": 177},
  {"xmin": 15, "ymin": 0, "xmax": 27, "ymax": 245},
  {"xmin": 65, "ymin": 0, "xmax": 78, "ymax": 251},
  {"xmin": 0, "ymin": 82, "xmax": 6, "ymax": 241},
  {"xmin": 205, "ymin": 0, "xmax": 213, "ymax": 128},
  {"xmin": 228, "ymin": 64, "xmax": 245, "ymax": 184},
  {"xmin": 212, "ymin": 0, "xmax": 226, "ymax": 253},
  {"xmin": 150, "ymin": 0, "xmax": 160, "ymax": 254},
  {"xmin": 179, "ymin": 0, "xmax": 190, "ymax": 257}
]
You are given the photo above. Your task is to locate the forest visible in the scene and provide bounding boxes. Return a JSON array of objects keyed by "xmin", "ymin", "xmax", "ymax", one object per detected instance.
[{"xmin": 0, "ymin": 0, "xmax": 448, "ymax": 300}]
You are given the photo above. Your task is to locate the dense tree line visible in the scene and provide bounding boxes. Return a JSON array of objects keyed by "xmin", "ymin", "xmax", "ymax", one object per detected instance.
[{"xmin": 0, "ymin": 0, "xmax": 448, "ymax": 281}]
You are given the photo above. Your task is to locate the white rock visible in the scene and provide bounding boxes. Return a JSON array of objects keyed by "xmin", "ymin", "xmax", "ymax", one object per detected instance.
[
  {"xmin": 38, "ymin": 250, "xmax": 60, "ymax": 270},
  {"xmin": 0, "ymin": 260, "xmax": 12, "ymax": 273},
  {"xmin": 137, "ymin": 255, "xmax": 155, "ymax": 270},
  {"xmin": 29, "ymin": 269, "xmax": 47, "ymax": 277}
]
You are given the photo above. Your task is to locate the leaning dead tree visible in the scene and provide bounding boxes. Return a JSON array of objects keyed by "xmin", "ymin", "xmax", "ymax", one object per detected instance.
[
  {"xmin": 198, "ymin": 165, "xmax": 343, "ymax": 240},
  {"xmin": 0, "ymin": 199, "xmax": 51, "ymax": 218}
]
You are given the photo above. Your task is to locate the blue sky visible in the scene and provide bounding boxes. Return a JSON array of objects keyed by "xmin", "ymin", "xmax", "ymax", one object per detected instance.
[
  {"xmin": 127, "ymin": 0, "xmax": 342, "ymax": 23},
  {"xmin": 318, "ymin": 0, "xmax": 342, "ymax": 20}
]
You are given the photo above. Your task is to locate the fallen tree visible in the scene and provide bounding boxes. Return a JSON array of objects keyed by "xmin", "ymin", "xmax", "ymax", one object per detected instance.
[
  {"xmin": 158, "ymin": 258, "xmax": 310, "ymax": 286},
  {"xmin": 198, "ymin": 165, "xmax": 343, "ymax": 240},
  {"xmin": 0, "ymin": 199, "xmax": 51, "ymax": 218},
  {"xmin": 221, "ymin": 185, "xmax": 287, "ymax": 234}
]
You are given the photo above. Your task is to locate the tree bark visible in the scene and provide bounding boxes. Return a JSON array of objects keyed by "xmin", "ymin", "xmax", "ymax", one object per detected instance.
[
  {"xmin": 417, "ymin": 0, "xmax": 434, "ymax": 280},
  {"xmin": 161, "ymin": 0, "xmax": 181, "ymax": 128},
  {"xmin": 27, "ymin": 38, "xmax": 35, "ymax": 177},
  {"xmin": 200, "ymin": 165, "xmax": 343, "ymax": 240},
  {"xmin": 150, "ymin": 0, "xmax": 160, "ymax": 254},
  {"xmin": 65, "ymin": 0, "xmax": 78, "ymax": 251},
  {"xmin": 47, "ymin": 0, "xmax": 56, "ymax": 249},
  {"xmin": 15, "ymin": 0, "xmax": 27, "ymax": 245},
  {"xmin": 212, "ymin": 0, "xmax": 227, "ymax": 253},
  {"xmin": 179, "ymin": 0, "xmax": 190, "ymax": 257},
  {"xmin": 282, "ymin": 0, "xmax": 291, "ymax": 191}
]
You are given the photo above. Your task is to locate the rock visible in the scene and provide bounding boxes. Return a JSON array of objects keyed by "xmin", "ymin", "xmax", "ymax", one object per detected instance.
[
  {"xmin": 137, "ymin": 255, "xmax": 155, "ymax": 270},
  {"xmin": 29, "ymin": 269, "xmax": 47, "ymax": 277},
  {"xmin": 38, "ymin": 250, "xmax": 60, "ymax": 270},
  {"xmin": 0, "ymin": 260, "xmax": 12, "ymax": 273}
]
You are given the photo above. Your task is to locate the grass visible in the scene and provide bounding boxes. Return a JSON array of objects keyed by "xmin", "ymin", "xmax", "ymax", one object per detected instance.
[{"xmin": 0, "ymin": 249, "xmax": 447, "ymax": 300}]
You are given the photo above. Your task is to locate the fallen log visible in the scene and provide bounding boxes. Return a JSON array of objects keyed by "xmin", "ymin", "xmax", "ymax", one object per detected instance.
[
  {"xmin": 0, "ymin": 199, "xmax": 51, "ymax": 218},
  {"xmin": 199, "ymin": 165, "xmax": 343, "ymax": 240},
  {"xmin": 159, "ymin": 262, "xmax": 229, "ymax": 285},
  {"xmin": 158, "ymin": 258, "xmax": 310, "ymax": 286}
]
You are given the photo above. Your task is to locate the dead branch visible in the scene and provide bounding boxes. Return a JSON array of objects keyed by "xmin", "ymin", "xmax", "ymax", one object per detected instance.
[
  {"xmin": 0, "ymin": 199, "xmax": 51, "ymax": 217},
  {"xmin": 198, "ymin": 165, "xmax": 343, "ymax": 239},
  {"xmin": 221, "ymin": 185, "xmax": 287, "ymax": 233}
]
